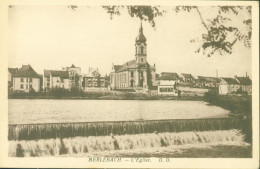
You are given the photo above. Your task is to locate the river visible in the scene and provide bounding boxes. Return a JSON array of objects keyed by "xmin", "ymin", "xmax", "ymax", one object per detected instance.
[{"xmin": 8, "ymin": 99, "xmax": 229, "ymax": 124}]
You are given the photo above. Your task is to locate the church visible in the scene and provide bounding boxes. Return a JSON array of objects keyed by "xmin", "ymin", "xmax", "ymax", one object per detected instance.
[{"xmin": 110, "ymin": 22, "xmax": 156, "ymax": 92}]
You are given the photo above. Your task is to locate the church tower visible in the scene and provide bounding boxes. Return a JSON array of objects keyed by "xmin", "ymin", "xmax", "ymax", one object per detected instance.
[{"xmin": 135, "ymin": 21, "xmax": 147, "ymax": 65}]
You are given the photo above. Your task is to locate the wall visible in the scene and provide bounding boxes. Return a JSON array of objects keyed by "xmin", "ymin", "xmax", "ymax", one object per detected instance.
[
  {"xmin": 13, "ymin": 77, "xmax": 40, "ymax": 92},
  {"xmin": 177, "ymin": 86, "xmax": 208, "ymax": 96}
]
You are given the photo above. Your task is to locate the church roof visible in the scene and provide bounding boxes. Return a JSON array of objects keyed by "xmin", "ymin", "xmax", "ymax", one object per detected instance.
[{"xmin": 113, "ymin": 59, "xmax": 155, "ymax": 73}]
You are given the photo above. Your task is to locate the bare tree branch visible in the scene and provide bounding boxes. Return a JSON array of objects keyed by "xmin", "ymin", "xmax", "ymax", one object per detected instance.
[{"xmin": 194, "ymin": 7, "xmax": 209, "ymax": 32}]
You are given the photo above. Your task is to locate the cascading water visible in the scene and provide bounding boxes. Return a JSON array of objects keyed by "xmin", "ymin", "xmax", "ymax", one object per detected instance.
[
  {"xmin": 8, "ymin": 118, "xmax": 242, "ymax": 140},
  {"xmin": 9, "ymin": 129, "xmax": 247, "ymax": 157}
]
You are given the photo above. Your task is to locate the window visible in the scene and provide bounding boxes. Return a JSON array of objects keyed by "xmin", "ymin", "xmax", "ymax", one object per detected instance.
[
  {"xmin": 30, "ymin": 78, "xmax": 32, "ymax": 83},
  {"xmin": 131, "ymin": 71, "xmax": 134, "ymax": 77},
  {"xmin": 140, "ymin": 71, "xmax": 143, "ymax": 77},
  {"xmin": 20, "ymin": 84, "xmax": 24, "ymax": 89},
  {"xmin": 141, "ymin": 46, "xmax": 144, "ymax": 54},
  {"xmin": 21, "ymin": 78, "xmax": 24, "ymax": 82},
  {"xmin": 61, "ymin": 78, "xmax": 64, "ymax": 83},
  {"xmin": 160, "ymin": 88, "xmax": 163, "ymax": 92},
  {"xmin": 26, "ymin": 84, "xmax": 28, "ymax": 89},
  {"xmin": 30, "ymin": 84, "xmax": 32, "ymax": 89},
  {"xmin": 141, "ymin": 58, "xmax": 143, "ymax": 62},
  {"xmin": 26, "ymin": 78, "xmax": 28, "ymax": 82},
  {"xmin": 47, "ymin": 82, "xmax": 50, "ymax": 87}
]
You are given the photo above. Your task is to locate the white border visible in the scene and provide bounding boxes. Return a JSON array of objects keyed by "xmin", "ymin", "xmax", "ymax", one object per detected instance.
[{"xmin": 0, "ymin": 0, "xmax": 259, "ymax": 168}]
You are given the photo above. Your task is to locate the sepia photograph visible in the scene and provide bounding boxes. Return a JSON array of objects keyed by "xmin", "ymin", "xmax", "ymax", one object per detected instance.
[{"xmin": 0, "ymin": 0, "xmax": 259, "ymax": 168}]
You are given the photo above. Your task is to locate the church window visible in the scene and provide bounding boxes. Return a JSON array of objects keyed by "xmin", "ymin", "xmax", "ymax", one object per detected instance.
[
  {"xmin": 130, "ymin": 80, "xmax": 134, "ymax": 87},
  {"xmin": 131, "ymin": 71, "xmax": 134, "ymax": 77},
  {"xmin": 141, "ymin": 46, "xmax": 144, "ymax": 54}
]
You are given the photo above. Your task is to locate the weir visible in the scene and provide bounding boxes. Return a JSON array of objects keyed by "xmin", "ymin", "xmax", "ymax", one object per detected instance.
[
  {"xmin": 9, "ymin": 130, "xmax": 246, "ymax": 157},
  {"xmin": 8, "ymin": 118, "xmax": 243, "ymax": 140}
]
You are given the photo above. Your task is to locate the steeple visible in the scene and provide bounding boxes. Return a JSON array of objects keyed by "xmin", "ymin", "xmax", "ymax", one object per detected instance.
[
  {"xmin": 135, "ymin": 20, "xmax": 147, "ymax": 43},
  {"xmin": 135, "ymin": 20, "xmax": 147, "ymax": 64}
]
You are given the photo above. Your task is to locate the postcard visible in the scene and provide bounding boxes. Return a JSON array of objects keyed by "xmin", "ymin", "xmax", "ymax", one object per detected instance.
[{"xmin": 0, "ymin": 0, "xmax": 259, "ymax": 168}]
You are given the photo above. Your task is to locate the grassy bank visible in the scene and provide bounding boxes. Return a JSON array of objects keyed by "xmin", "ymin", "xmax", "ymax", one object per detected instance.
[
  {"xmin": 9, "ymin": 89, "xmax": 204, "ymax": 101},
  {"xmin": 203, "ymin": 92, "xmax": 252, "ymax": 143}
]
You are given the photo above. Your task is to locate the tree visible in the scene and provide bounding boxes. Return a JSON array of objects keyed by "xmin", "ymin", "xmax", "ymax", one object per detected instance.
[{"xmin": 68, "ymin": 5, "xmax": 251, "ymax": 58}]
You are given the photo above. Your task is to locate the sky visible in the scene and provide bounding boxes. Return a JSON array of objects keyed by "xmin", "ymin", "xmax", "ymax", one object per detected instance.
[{"xmin": 8, "ymin": 6, "xmax": 252, "ymax": 78}]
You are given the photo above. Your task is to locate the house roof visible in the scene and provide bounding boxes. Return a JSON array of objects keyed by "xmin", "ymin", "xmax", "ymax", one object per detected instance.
[
  {"xmin": 113, "ymin": 59, "xmax": 155, "ymax": 72},
  {"xmin": 44, "ymin": 69, "xmax": 69, "ymax": 78},
  {"xmin": 159, "ymin": 80, "xmax": 176, "ymax": 86},
  {"xmin": 158, "ymin": 72, "xmax": 179, "ymax": 80},
  {"xmin": 197, "ymin": 76, "xmax": 220, "ymax": 83},
  {"xmin": 13, "ymin": 65, "xmax": 40, "ymax": 78},
  {"xmin": 85, "ymin": 68, "xmax": 100, "ymax": 77},
  {"xmin": 222, "ymin": 78, "xmax": 239, "ymax": 85},
  {"xmin": 236, "ymin": 77, "xmax": 251, "ymax": 85},
  {"xmin": 181, "ymin": 73, "xmax": 193, "ymax": 79},
  {"xmin": 51, "ymin": 70, "xmax": 69, "ymax": 78},
  {"xmin": 8, "ymin": 68, "xmax": 18, "ymax": 74}
]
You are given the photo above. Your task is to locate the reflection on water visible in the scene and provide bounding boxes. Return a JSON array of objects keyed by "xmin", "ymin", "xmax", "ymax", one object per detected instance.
[
  {"xmin": 8, "ymin": 99, "xmax": 229, "ymax": 124},
  {"xmin": 9, "ymin": 130, "xmax": 247, "ymax": 157}
]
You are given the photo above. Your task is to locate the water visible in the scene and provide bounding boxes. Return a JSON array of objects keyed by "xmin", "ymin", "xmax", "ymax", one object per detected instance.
[
  {"xmin": 9, "ymin": 130, "xmax": 247, "ymax": 157},
  {"xmin": 9, "ymin": 99, "xmax": 229, "ymax": 124}
]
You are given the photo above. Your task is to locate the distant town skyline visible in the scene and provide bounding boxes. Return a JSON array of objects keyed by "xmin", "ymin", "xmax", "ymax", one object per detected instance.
[{"xmin": 8, "ymin": 6, "xmax": 251, "ymax": 78}]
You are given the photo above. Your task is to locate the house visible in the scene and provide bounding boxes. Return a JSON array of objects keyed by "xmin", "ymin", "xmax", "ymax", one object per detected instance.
[
  {"xmin": 83, "ymin": 68, "xmax": 108, "ymax": 90},
  {"xmin": 62, "ymin": 64, "xmax": 83, "ymax": 88},
  {"xmin": 158, "ymin": 72, "xmax": 180, "ymax": 83},
  {"xmin": 179, "ymin": 73, "xmax": 194, "ymax": 83},
  {"xmin": 110, "ymin": 22, "xmax": 156, "ymax": 92},
  {"xmin": 43, "ymin": 70, "xmax": 70, "ymax": 90},
  {"xmin": 195, "ymin": 76, "xmax": 220, "ymax": 88},
  {"xmin": 235, "ymin": 76, "xmax": 252, "ymax": 94},
  {"xmin": 12, "ymin": 65, "xmax": 41, "ymax": 92},
  {"xmin": 158, "ymin": 81, "xmax": 178, "ymax": 96},
  {"xmin": 8, "ymin": 68, "xmax": 18, "ymax": 92},
  {"xmin": 219, "ymin": 78, "xmax": 240, "ymax": 95}
]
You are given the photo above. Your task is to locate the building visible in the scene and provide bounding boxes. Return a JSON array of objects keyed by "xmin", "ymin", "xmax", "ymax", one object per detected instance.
[
  {"xmin": 158, "ymin": 81, "xmax": 178, "ymax": 96},
  {"xmin": 43, "ymin": 70, "xmax": 70, "ymax": 90},
  {"xmin": 195, "ymin": 76, "xmax": 220, "ymax": 88},
  {"xmin": 235, "ymin": 76, "xmax": 252, "ymax": 94},
  {"xmin": 8, "ymin": 68, "xmax": 18, "ymax": 92},
  {"xmin": 110, "ymin": 22, "xmax": 156, "ymax": 92},
  {"xmin": 179, "ymin": 73, "xmax": 195, "ymax": 83},
  {"xmin": 219, "ymin": 78, "xmax": 240, "ymax": 95},
  {"xmin": 157, "ymin": 72, "xmax": 180, "ymax": 83},
  {"xmin": 12, "ymin": 65, "xmax": 41, "ymax": 92},
  {"xmin": 62, "ymin": 64, "xmax": 83, "ymax": 88},
  {"xmin": 83, "ymin": 68, "xmax": 108, "ymax": 90}
]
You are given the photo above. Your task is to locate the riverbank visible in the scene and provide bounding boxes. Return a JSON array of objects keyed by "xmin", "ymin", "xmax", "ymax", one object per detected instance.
[{"xmin": 9, "ymin": 91, "xmax": 205, "ymax": 101}]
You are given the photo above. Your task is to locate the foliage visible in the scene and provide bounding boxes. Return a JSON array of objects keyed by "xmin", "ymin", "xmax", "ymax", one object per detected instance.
[
  {"xmin": 146, "ymin": 63, "xmax": 153, "ymax": 89},
  {"xmin": 102, "ymin": 6, "xmax": 166, "ymax": 27},
  {"xmin": 204, "ymin": 92, "xmax": 252, "ymax": 116},
  {"xmin": 99, "ymin": 6, "xmax": 251, "ymax": 57}
]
